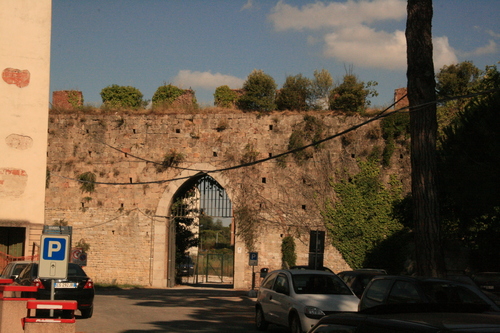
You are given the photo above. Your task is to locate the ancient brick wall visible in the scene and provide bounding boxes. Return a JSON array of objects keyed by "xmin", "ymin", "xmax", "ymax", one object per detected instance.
[{"xmin": 45, "ymin": 110, "xmax": 410, "ymax": 287}]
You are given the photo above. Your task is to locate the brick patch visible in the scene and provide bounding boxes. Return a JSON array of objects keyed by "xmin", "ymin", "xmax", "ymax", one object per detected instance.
[{"xmin": 2, "ymin": 67, "xmax": 30, "ymax": 88}]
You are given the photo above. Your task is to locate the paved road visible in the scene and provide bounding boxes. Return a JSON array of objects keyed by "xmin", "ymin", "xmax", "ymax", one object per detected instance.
[{"xmin": 76, "ymin": 286, "xmax": 289, "ymax": 333}]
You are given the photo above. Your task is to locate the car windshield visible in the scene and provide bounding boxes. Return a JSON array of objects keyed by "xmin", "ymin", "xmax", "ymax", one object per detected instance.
[
  {"xmin": 421, "ymin": 281, "xmax": 489, "ymax": 306},
  {"xmin": 293, "ymin": 274, "xmax": 352, "ymax": 295}
]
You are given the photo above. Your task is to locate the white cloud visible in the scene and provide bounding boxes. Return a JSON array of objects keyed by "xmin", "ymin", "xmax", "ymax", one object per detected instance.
[
  {"xmin": 241, "ymin": 0, "xmax": 254, "ymax": 11},
  {"xmin": 172, "ymin": 70, "xmax": 245, "ymax": 90},
  {"xmin": 467, "ymin": 40, "xmax": 498, "ymax": 57},
  {"xmin": 323, "ymin": 27, "xmax": 407, "ymax": 70},
  {"xmin": 433, "ymin": 36, "xmax": 459, "ymax": 69},
  {"xmin": 269, "ymin": 0, "xmax": 459, "ymax": 71},
  {"xmin": 269, "ymin": 0, "xmax": 406, "ymax": 31}
]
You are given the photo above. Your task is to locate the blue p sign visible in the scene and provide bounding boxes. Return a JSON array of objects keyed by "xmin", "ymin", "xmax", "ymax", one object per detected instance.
[{"xmin": 42, "ymin": 237, "xmax": 67, "ymax": 261}]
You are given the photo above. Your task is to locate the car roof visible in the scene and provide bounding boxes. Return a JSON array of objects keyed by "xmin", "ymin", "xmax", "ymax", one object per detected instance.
[{"xmin": 271, "ymin": 269, "xmax": 336, "ymax": 276}]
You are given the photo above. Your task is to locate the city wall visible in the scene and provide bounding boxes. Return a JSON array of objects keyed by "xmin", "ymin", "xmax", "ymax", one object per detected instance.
[{"xmin": 44, "ymin": 109, "xmax": 410, "ymax": 288}]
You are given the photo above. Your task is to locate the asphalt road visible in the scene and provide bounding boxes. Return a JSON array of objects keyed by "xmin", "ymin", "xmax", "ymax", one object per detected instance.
[{"xmin": 76, "ymin": 285, "xmax": 289, "ymax": 333}]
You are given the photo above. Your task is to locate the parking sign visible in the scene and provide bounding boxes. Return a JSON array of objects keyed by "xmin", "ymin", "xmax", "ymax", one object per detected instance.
[
  {"xmin": 249, "ymin": 252, "xmax": 258, "ymax": 266},
  {"xmin": 39, "ymin": 234, "xmax": 69, "ymax": 279}
]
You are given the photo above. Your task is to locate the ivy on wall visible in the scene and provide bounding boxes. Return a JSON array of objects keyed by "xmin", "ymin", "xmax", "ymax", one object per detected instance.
[
  {"xmin": 281, "ymin": 236, "xmax": 297, "ymax": 269},
  {"xmin": 321, "ymin": 156, "xmax": 404, "ymax": 269}
]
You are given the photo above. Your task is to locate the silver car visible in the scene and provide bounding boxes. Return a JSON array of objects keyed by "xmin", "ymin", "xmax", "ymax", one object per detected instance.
[{"xmin": 255, "ymin": 269, "xmax": 359, "ymax": 333}]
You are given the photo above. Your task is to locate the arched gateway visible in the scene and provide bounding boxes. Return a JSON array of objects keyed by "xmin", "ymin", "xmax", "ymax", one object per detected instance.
[{"xmin": 152, "ymin": 163, "xmax": 240, "ymax": 288}]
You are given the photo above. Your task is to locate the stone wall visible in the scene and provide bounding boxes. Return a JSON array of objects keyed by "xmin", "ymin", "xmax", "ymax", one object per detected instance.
[{"xmin": 45, "ymin": 110, "xmax": 410, "ymax": 288}]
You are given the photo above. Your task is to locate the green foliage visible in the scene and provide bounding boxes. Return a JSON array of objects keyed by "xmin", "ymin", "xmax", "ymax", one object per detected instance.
[
  {"xmin": 75, "ymin": 238, "xmax": 91, "ymax": 252},
  {"xmin": 156, "ymin": 149, "xmax": 185, "ymax": 172},
  {"xmin": 214, "ymin": 85, "xmax": 238, "ymax": 108},
  {"xmin": 288, "ymin": 115, "xmax": 324, "ymax": 164},
  {"xmin": 152, "ymin": 84, "xmax": 185, "ymax": 108},
  {"xmin": 199, "ymin": 215, "xmax": 231, "ymax": 250},
  {"xmin": 241, "ymin": 144, "xmax": 259, "ymax": 164},
  {"xmin": 438, "ymin": 64, "xmax": 500, "ymax": 270},
  {"xmin": 310, "ymin": 69, "xmax": 333, "ymax": 110},
  {"xmin": 380, "ymin": 112, "xmax": 410, "ymax": 166},
  {"xmin": 276, "ymin": 74, "xmax": 311, "ymax": 111},
  {"xmin": 78, "ymin": 172, "xmax": 96, "ymax": 194},
  {"xmin": 100, "ymin": 84, "xmax": 144, "ymax": 109},
  {"xmin": 321, "ymin": 157, "xmax": 404, "ymax": 269},
  {"xmin": 237, "ymin": 69, "xmax": 277, "ymax": 112},
  {"xmin": 281, "ymin": 236, "xmax": 297, "ymax": 268},
  {"xmin": 436, "ymin": 61, "xmax": 482, "ymax": 135},
  {"xmin": 234, "ymin": 205, "xmax": 257, "ymax": 251},
  {"xmin": 329, "ymin": 74, "xmax": 378, "ymax": 113}
]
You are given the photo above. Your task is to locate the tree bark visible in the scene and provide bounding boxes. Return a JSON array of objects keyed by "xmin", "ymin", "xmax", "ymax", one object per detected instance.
[{"xmin": 406, "ymin": 0, "xmax": 446, "ymax": 277}]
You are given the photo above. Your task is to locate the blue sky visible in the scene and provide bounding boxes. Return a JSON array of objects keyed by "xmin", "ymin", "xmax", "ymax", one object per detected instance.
[{"xmin": 50, "ymin": 0, "xmax": 500, "ymax": 108}]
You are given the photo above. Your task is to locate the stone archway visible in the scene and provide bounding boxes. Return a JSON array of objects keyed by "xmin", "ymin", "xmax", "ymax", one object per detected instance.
[{"xmin": 151, "ymin": 163, "xmax": 237, "ymax": 288}]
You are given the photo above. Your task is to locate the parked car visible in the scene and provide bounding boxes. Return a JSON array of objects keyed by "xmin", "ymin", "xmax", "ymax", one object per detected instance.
[
  {"xmin": 308, "ymin": 304, "xmax": 500, "ymax": 332},
  {"xmin": 177, "ymin": 256, "xmax": 195, "ymax": 277},
  {"xmin": 473, "ymin": 272, "xmax": 500, "ymax": 296},
  {"xmin": 256, "ymin": 269, "xmax": 359, "ymax": 333},
  {"xmin": 0, "ymin": 260, "xmax": 32, "ymax": 280},
  {"xmin": 16, "ymin": 262, "xmax": 95, "ymax": 318},
  {"xmin": 358, "ymin": 275, "xmax": 500, "ymax": 313},
  {"xmin": 290, "ymin": 266, "xmax": 334, "ymax": 273},
  {"xmin": 337, "ymin": 269, "xmax": 387, "ymax": 298}
]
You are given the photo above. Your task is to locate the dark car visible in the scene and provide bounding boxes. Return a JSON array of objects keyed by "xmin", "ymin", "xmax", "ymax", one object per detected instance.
[
  {"xmin": 16, "ymin": 262, "xmax": 94, "ymax": 318},
  {"xmin": 308, "ymin": 304, "xmax": 500, "ymax": 332},
  {"xmin": 177, "ymin": 256, "xmax": 195, "ymax": 277},
  {"xmin": 0, "ymin": 260, "xmax": 32, "ymax": 280},
  {"xmin": 473, "ymin": 272, "xmax": 500, "ymax": 296},
  {"xmin": 358, "ymin": 275, "xmax": 500, "ymax": 313},
  {"xmin": 290, "ymin": 266, "xmax": 334, "ymax": 273},
  {"xmin": 337, "ymin": 269, "xmax": 387, "ymax": 298}
]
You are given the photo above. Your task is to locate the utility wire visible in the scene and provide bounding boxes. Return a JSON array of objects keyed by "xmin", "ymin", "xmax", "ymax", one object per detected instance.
[{"xmin": 51, "ymin": 88, "xmax": 499, "ymax": 187}]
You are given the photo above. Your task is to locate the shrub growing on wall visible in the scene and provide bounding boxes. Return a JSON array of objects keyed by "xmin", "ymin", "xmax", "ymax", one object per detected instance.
[
  {"xmin": 281, "ymin": 236, "xmax": 297, "ymax": 269},
  {"xmin": 237, "ymin": 69, "xmax": 277, "ymax": 112},
  {"xmin": 100, "ymin": 84, "xmax": 144, "ymax": 109},
  {"xmin": 152, "ymin": 84, "xmax": 185, "ymax": 108},
  {"xmin": 214, "ymin": 85, "xmax": 238, "ymax": 108},
  {"xmin": 276, "ymin": 74, "xmax": 311, "ymax": 111}
]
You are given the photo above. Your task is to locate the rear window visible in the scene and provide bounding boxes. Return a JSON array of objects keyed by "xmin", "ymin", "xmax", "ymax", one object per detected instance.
[{"xmin": 293, "ymin": 274, "xmax": 352, "ymax": 295}]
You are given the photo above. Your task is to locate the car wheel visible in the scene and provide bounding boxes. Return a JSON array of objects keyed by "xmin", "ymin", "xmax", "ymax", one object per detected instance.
[
  {"xmin": 289, "ymin": 313, "xmax": 302, "ymax": 333},
  {"xmin": 255, "ymin": 306, "xmax": 269, "ymax": 331},
  {"xmin": 80, "ymin": 306, "xmax": 93, "ymax": 319}
]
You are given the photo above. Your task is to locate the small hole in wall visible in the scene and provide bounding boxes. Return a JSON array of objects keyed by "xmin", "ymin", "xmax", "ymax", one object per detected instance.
[
  {"xmin": 124, "ymin": 153, "xmax": 128, "ymax": 158},
  {"xmin": 351, "ymin": 154, "xmax": 356, "ymax": 158},
  {"xmin": 400, "ymin": 154, "xmax": 404, "ymax": 159},
  {"xmin": 280, "ymin": 234, "xmax": 283, "ymax": 237},
  {"xmin": 302, "ymin": 205, "xmax": 306, "ymax": 210},
  {"xmin": 81, "ymin": 202, "xmax": 85, "ymax": 208},
  {"xmin": 86, "ymin": 129, "xmax": 89, "ymax": 134},
  {"xmin": 175, "ymin": 129, "xmax": 181, "ymax": 133},
  {"xmin": 112, "ymin": 230, "xmax": 115, "ymax": 235},
  {"xmin": 268, "ymin": 153, "xmax": 272, "ymax": 158},
  {"xmin": 269, "ymin": 125, "xmax": 273, "ymax": 130},
  {"xmin": 129, "ymin": 178, "xmax": 133, "ymax": 183},
  {"xmin": 262, "ymin": 177, "xmax": 266, "ymax": 183},
  {"xmin": 120, "ymin": 203, "xmax": 124, "ymax": 208},
  {"xmin": 88, "ymin": 151, "xmax": 92, "ymax": 157},
  {"xmin": 213, "ymin": 152, "xmax": 218, "ymax": 157},
  {"xmin": 133, "ymin": 129, "xmax": 136, "ymax": 134}
]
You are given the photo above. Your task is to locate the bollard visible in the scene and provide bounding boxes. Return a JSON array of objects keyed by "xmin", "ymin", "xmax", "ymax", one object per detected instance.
[
  {"xmin": 23, "ymin": 300, "xmax": 77, "ymax": 333},
  {"xmin": 0, "ymin": 285, "xmax": 37, "ymax": 333}
]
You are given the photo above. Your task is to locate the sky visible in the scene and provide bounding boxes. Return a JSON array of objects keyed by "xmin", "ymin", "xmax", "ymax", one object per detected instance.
[{"xmin": 49, "ymin": 0, "xmax": 500, "ymax": 108}]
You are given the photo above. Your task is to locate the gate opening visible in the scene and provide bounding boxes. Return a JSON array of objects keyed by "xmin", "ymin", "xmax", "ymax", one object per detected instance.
[{"xmin": 168, "ymin": 173, "xmax": 234, "ymax": 287}]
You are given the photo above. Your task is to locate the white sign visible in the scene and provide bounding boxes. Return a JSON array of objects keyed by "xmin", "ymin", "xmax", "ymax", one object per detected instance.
[{"xmin": 39, "ymin": 234, "xmax": 70, "ymax": 279}]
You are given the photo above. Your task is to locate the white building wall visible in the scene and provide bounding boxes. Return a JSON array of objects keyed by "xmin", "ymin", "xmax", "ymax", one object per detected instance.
[{"xmin": 0, "ymin": 0, "xmax": 52, "ymax": 255}]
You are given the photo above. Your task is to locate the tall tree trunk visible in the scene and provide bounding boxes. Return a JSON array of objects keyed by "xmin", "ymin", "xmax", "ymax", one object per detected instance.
[{"xmin": 405, "ymin": 0, "xmax": 446, "ymax": 277}]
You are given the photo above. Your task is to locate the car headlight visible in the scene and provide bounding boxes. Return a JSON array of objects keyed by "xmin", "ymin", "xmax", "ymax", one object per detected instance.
[{"xmin": 304, "ymin": 306, "xmax": 325, "ymax": 319}]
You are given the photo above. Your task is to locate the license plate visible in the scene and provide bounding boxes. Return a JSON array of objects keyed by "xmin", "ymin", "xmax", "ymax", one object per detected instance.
[
  {"xmin": 481, "ymin": 285, "xmax": 494, "ymax": 290},
  {"xmin": 54, "ymin": 282, "xmax": 77, "ymax": 288}
]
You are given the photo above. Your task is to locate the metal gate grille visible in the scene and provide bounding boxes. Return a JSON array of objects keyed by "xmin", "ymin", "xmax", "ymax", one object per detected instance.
[{"xmin": 170, "ymin": 174, "xmax": 232, "ymax": 218}]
